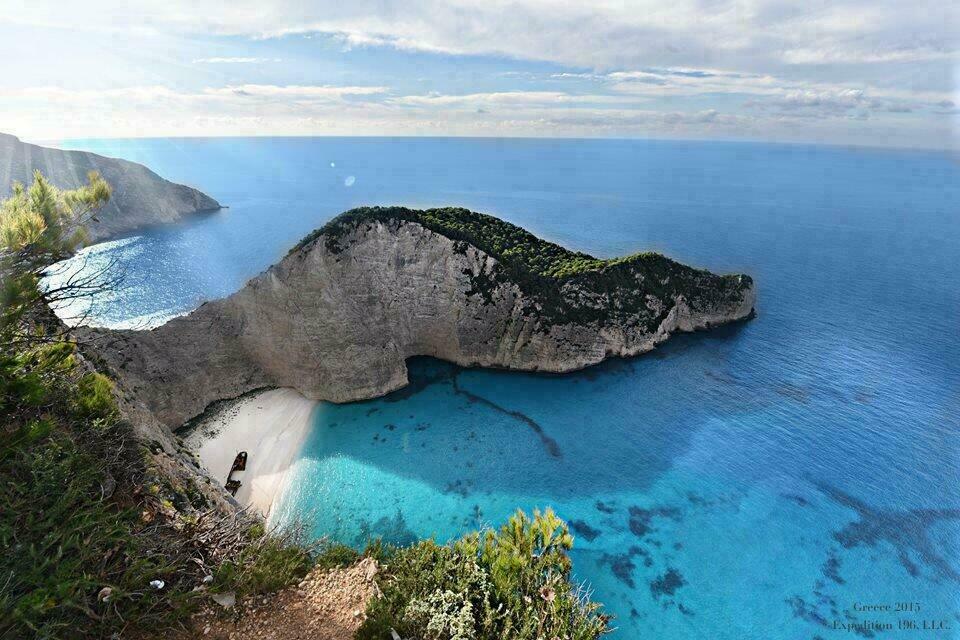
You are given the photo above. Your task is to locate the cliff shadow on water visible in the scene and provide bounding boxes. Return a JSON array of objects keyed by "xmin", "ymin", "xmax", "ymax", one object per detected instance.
[{"xmin": 291, "ymin": 315, "xmax": 755, "ymax": 499}]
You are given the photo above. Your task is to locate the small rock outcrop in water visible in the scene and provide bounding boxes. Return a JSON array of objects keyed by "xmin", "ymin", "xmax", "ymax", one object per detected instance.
[
  {"xmin": 87, "ymin": 207, "xmax": 756, "ymax": 427},
  {"xmin": 0, "ymin": 132, "xmax": 220, "ymax": 242}
]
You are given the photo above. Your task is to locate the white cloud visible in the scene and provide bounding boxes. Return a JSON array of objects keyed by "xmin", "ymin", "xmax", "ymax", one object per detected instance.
[
  {"xmin": 206, "ymin": 84, "xmax": 389, "ymax": 98},
  {"xmin": 192, "ymin": 57, "xmax": 282, "ymax": 63},
  {"xmin": 390, "ymin": 91, "xmax": 629, "ymax": 107},
  {"xmin": 328, "ymin": 29, "xmax": 453, "ymax": 54},
  {"xmin": 0, "ymin": 1, "xmax": 956, "ymax": 147},
  {"xmin": 2, "ymin": 1, "xmax": 955, "ymax": 75},
  {"xmin": 0, "ymin": 84, "xmax": 395, "ymax": 139},
  {"xmin": 2, "ymin": 81, "xmax": 954, "ymax": 149},
  {"xmin": 0, "ymin": 84, "xmax": 389, "ymax": 108},
  {"xmin": 541, "ymin": 66, "xmax": 953, "ymax": 118}
]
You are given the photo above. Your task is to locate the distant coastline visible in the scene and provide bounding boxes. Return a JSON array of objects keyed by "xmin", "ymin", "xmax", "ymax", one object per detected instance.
[{"xmin": 0, "ymin": 132, "xmax": 221, "ymax": 243}]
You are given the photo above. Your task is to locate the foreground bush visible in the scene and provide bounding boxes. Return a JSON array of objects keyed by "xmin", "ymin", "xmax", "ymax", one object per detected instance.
[
  {"xmin": 0, "ymin": 173, "xmax": 312, "ymax": 638},
  {"xmin": 0, "ymin": 337, "xmax": 316, "ymax": 638},
  {"xmin": 0, "ymin": 340, "xmax": 192, "ymax": 637},
  {"xmin": 357, "ymin": 508, "xmax": 609, "ymax": 640}
]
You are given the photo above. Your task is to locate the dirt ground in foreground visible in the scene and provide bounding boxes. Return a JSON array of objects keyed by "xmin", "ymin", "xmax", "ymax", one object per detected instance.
[{"xmin": 182, "ymin": 558, "xmax": 379, "ymax": 640}]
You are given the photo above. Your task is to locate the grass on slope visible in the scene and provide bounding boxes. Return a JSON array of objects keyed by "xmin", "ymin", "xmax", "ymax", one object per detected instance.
[{"xmin": 0, "ymin": 338, "xmax": 312, "ymax": 638}]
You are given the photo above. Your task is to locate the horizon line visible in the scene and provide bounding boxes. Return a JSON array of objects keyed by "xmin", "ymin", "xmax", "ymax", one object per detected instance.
[{"xmin": 19, "ymin": 132, "xmax": 958, "ymax": 156}]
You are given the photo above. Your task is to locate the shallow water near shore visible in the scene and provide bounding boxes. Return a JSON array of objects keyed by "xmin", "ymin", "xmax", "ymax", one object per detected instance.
[{"xmin": 56, "ymin": 137, "xmax": 960, "ymax": 638}]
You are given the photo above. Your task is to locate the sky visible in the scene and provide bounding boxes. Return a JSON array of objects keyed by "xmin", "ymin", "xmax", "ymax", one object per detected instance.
[{"xmin": 0, "ymin": 1, "xmax": 957, "ymax": 149}]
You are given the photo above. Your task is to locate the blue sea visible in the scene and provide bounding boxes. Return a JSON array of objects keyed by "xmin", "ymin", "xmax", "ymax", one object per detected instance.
[{"xmin": 57, "ymin": 137, "xmax": 960, "ymax": 639}]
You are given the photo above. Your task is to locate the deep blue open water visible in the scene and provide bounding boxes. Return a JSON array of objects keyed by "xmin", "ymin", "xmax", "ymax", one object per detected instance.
[{"xmin": 57, "ymin": 137, "xmax": 960, "ymax": 638}]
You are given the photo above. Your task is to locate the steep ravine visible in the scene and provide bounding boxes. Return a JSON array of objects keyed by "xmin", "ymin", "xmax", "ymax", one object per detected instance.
[{"xmin": 85, "ymin": 207, "xmax": 756, "ymax": 428}]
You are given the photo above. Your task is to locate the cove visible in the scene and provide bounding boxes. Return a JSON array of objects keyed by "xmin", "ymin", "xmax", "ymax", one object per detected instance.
[{"xmin": 56, "ymin": 137, "xmax": 960, "ymax": 639}]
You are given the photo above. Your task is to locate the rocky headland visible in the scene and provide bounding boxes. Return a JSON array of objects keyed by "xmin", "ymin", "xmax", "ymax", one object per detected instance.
[
  {"xmin": 0, "ymin": 132, "xmax": 220, "ymax": 242},
  {"xmin": 86, "ymin": 206, "xmax": 756, "ymax": 428}
]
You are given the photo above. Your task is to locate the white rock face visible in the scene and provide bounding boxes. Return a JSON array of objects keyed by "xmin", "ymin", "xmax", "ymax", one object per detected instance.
[
  {"xmin": 0, "ymin": 132, "xmax": 220, "ymax": 242},
  {"xmin": 88, "ymin": 216, "xmax": 755, "ymax": 427}
]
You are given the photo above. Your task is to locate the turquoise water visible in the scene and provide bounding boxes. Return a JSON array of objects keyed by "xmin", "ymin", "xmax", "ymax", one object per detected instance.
[{"xmin": 60, "ymin": 138, "xmax": 959, "ymax": 638}]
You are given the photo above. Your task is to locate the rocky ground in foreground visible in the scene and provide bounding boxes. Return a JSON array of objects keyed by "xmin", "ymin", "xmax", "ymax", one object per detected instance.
[{"xmin": 181, "ymin": 559, "xmax": 379, "ymax": 640}]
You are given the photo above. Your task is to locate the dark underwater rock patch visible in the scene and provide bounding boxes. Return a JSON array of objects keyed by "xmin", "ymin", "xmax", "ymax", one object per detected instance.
[
  {"xmin": 599, "ymin": 545, "xmax": 652, "ymax": 589},
  {"xmin": 632, "ymin": 545, "xmax": 653, "ymax": 568},
  {"xmin": 788, "ymin": 592, "xmax": 874, "ymax": 637},
  {"xmin": 649, "ymin": 567, "xmax": 686, "ymax": 599},
  {"xmin": 356, "ymin": 509, "xmax": 418, "ymax": 547},
  {"xmin": 822, "ymin": 553, "xmax": 845, "ymax": 585},
  {"xmin": 786, "ymin": 595, "xmax": 829, "ymax": 628},
  {"xmin": 569, "ymin": 519, "xmax": 602, "ymax": 542},
  {"xmin": 628, "ymin": 505, "xmax": 682, "ymax": 538},
  {"xmin": 595, "ymin": 500, "xmax": 616, "ymax": 514},
  {"xmin": 812, "ymin": 582, "xmax": 839, "ymax": 617},
  {"xmin": 782, "ymin": 493, "xmax": 811, "ymax": 507},
  {"xmin": 686, "ymin": 492, "xmax": 713, "ymax": 507},
  {"xmin": 443, "ymin": 479, "xmax": 473, "ymax": 498},
  {"xmin": 774, "ymin": 381, "xmax": 809, "ymax": 403},
  {"xmin": 604, "ymin": 554, "xmax": 637, "ymax": 588},
  {"xmin": 814, "ymin": 481, "xmax": 960, "ymax": 581},
  {"xmin": 704, "ymin": 369, "xmax": 739, "ymax": 386}
]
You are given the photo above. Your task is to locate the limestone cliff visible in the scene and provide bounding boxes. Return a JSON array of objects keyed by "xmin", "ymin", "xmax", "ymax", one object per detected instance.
[
  {"xmin": 87, "ymin": 207, "xmax": 756, "ymax": 427},
  {"xmin": 0, "ymin": 132, "xmax": 220, "ymax": 242}
]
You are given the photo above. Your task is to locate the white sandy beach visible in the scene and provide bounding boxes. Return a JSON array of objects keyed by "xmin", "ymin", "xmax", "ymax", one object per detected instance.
[{"xmin": 186, "ymin": 388, "xmax": 316, "ymax": 520}]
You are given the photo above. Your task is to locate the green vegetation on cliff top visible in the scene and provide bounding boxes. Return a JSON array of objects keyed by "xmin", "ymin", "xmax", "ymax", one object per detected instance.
[
  {"xmin": 306, "ymin": 206, "xmax": 627, "ymax": 279},
  {"xmin": 296, "ymin": 206, "xmax": 752, "ymax": 327},
  {"xmin": 298, "ymin": 206, "xmax": 650, "ymax": 278}
]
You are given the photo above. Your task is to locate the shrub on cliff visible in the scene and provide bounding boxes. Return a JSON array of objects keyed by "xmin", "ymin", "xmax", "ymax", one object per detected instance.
[
  {"xmin": 0, "ymin": 174, "xmax": 313, "ymax": 638},
  {"xmin": 0, "ymin": 170, "xmax": 112, "ymax": 344},
  {"xmin": 0, "ymin": 336, "xmax": 315, "ymax": 638},
  {"xmin": 0, "ymin": 338, "xmax": 195, "ymax": 638},
  {"xmin": 357, "ymin": 508, "xmax": 610, "ymax": 640}
]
